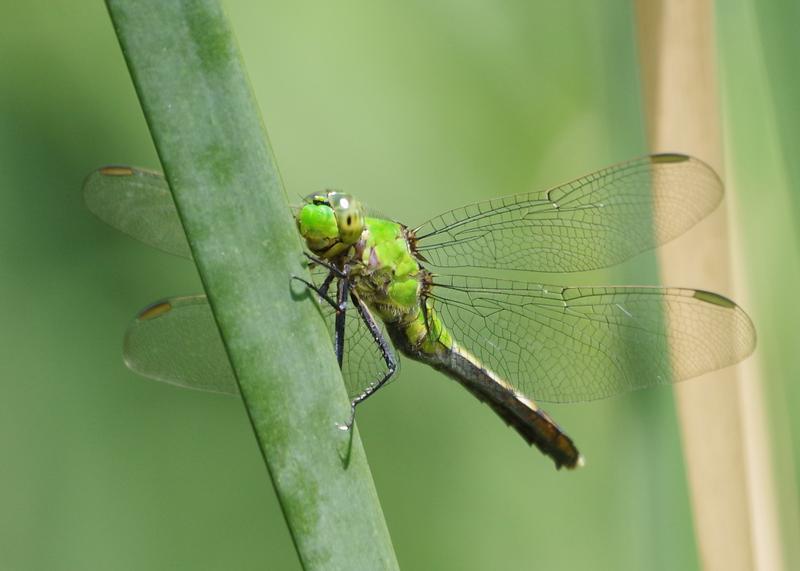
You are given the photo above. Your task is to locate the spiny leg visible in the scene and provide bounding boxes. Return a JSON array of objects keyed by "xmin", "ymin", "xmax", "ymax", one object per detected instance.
[
  {"xmin": 292, "ymin": 261, "xmax": 354, "ymax": 370},
  {"xmin": 304, "ymin": 252, "xmax": 346, "ymax": 278},
  {"xmin": 291, "ymin": 268, "xmax": 339, "ymax": 311},
  {"xmin": 292, "ymin": 252, "xmax": 347, "ymax": 308},
  {"xmin": 420, "ymin": 293, "xmax": 442, "ymax": 344},
  {"xmin": 317, "ymin": 271, "xmax": 336, "ymax": 299},
  {"xmin": 336, "ymin": 291, "xmax": 398, "ymax": 431},
  {"xmin": 294, "ymin": 257, "xmax": 389, "ymax": 432},
  {"xmin": 333, "ymin": 274, "xmax": 350, "ymax": 368},
  {"xmin": 420, "ymin": 294, "xmax": 432, "ymax": 337}
]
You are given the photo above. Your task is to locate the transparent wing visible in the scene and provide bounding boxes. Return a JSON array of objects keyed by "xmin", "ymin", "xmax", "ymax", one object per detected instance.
[
  {"xmin": 124, "ymin": 296, "xmax": 237, "ymax": 394},
  {"xmin": 83, "ymin": 166, "xmax": 192, "ymax": 259},
  {"xmin": 124, "ymin": 290, "xmax": 395, "ymax": 400},
  {"xmin": 428, "ymin": 275, "xmax": 755, "ymax": 402},
  {"xmin": 413, "ymin": 154, "xmax": 722, "ymax": 272}
]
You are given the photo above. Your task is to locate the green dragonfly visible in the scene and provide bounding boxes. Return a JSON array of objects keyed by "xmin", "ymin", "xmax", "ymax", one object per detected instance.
[{"xmin": 84, "ymin": 154, "xmax": 756, "ymax": 470}]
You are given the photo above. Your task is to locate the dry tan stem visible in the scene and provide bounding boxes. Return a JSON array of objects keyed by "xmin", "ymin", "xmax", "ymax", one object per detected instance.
[{"xmin": 635, "ymin": 1, "xmax": 765, "ymax": 569}]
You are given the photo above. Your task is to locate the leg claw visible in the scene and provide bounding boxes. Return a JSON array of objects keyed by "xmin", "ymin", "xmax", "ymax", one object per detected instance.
[{"xmin": 336, "ymin": 405, "xmax": 356, "ymax": 432}]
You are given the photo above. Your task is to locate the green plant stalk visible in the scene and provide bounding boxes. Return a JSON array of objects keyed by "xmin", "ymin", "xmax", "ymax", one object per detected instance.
[{"xmin": 105, "ymin": 1, "xmax": 398, "ymax": 569}]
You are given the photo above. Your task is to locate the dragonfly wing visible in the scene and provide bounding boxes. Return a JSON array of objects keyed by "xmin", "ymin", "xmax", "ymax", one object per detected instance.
[
  {"xmin": 413, "ymin": 154, "xmax": 722, "ymax": 272},
  {"xmin": 124, "ymin": 295, "xmax": 238, "ymax": 394},
  {"xmin": 124, "ymin": 285, "xmax": 397, "ymax": 400},
  {"xmin": 428, "ymin": 275, "xmax": 755, "ymax": 403},
  {"xmin": 84, "ymin": 166, "xmax": 192, "ymax": 259}
]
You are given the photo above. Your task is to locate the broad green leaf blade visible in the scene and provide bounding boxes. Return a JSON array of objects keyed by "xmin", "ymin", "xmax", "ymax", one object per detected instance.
[
  {"xmin": 414, "ymin": 154, "xmax": 722, "ymax": 272},
  {"xmin": 83, "ymin": 166, "xmax": 192, "ymax": 259},
  {"xmin": 105, "ymin": 1, "xmax": 398, "ymax": 569},
  {"xmin": 124, "ymin": 296, "xmax": 238, "ymax": 394}
]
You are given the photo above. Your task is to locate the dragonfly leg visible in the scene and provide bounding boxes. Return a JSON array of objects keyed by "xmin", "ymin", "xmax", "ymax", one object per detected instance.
[
  {"xmin": 336, "ymin": 291, "xmax": 398, "ymax": 432},
  {"xmin": 293, "ymin": 266, "xmax": 352, "ymax": 370},
  {"xmin": 333, "ymin": 272, "xmax": 350, "ymax": 368},
  {"xmin": 317, "ymin": 271, "xmax": 336, "ymax": 299},
  {"xmin": 315, "ymin": 266, "xmax": 356, "ymax": 371},
  {"xmin": 291, "ymin": 271, "xmax": 339, "ymax": 312},
  {"xmin": 420, "ymin": 295, "xmax": 432, "ymax": 337},
  {"xmin": 419, "ymin": 293, "xmax": 442, "ymax": 344},
  {"xmin": 303, "ymin": 252, "xmax": 346, "ymax": 278}
]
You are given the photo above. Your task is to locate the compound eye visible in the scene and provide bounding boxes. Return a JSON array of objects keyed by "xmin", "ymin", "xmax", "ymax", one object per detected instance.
[{"xmin": 331, "ymin": 194, "xmax": 363, "ymax": 244}]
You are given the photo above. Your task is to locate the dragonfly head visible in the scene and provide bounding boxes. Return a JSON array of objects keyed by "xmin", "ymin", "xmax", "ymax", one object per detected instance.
[{"xmin": 297, "ymin": 191, "xmax": 365, "ymax": 254}]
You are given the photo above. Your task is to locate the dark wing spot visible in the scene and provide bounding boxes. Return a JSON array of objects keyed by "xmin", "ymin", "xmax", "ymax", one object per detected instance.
[
  {"xmin": 693, "ymin": 290, "xmax": 737, "ymax": 309},
  {"xmin": 651, "ymin": 153, "xmax": 690, "ymax": 164},
  {"xmin": 100, "ymin": 166, "xmax": 135, "ymax": 176},
  {"xmin": 137, "ymin": 301, "xmax": 173, "ymax": 321}
]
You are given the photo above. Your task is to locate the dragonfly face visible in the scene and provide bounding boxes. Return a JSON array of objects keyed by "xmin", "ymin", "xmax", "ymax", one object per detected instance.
[{"xmin": 297, "ymin": 191, "xmax": 365, "ymax": 256}]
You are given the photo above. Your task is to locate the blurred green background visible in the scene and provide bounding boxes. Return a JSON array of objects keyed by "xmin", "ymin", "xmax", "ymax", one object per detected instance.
[{"xmin": 1, "ymin": 1, "xmax": 796, "ymax": 569}]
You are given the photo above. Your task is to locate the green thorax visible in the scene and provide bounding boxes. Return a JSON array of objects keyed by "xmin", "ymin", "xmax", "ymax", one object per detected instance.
[
  {"xmin": 355, "ymin": 217, "xmax": 419, "ymax": 315},
  {"xmin": 355, "ymin": 216, "xmax": 452, "ymax": 353}
]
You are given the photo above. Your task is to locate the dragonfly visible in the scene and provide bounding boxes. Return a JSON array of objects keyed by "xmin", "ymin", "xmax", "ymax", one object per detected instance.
[{"xmin": 84, "ymin": 154, "xmax": 756, "ymax": 470}]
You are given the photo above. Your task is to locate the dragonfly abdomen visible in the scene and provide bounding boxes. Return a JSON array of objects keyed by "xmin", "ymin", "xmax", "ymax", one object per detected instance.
[
  {"xmin": 442, "ymin": 346, "xmax": 583, "ymax": 470},
  {"xmin": 387, "ymin": 316, "xmax": 582, "ymax": 470}
]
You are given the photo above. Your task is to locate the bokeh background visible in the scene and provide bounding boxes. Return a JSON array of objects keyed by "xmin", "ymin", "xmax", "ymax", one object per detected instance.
[{"xmin": 1, "ymin": 1, "xmax": 797, "ymax": 569}]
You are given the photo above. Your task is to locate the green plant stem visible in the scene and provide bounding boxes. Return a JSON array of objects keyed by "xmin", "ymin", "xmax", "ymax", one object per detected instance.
[{"xmin": 105, "ymin": 1, "xmax": 398, "ymax": 569}]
